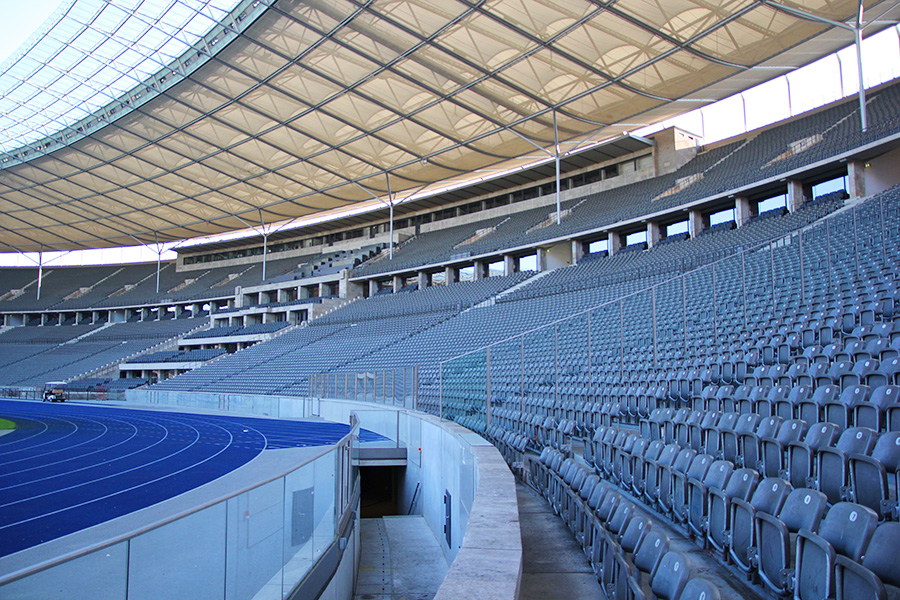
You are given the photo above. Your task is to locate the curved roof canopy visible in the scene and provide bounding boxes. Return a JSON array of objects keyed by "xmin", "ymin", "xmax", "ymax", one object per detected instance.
[{"xmin": 0, "ymin": 0, "xmax": 894, "ymax": 253}]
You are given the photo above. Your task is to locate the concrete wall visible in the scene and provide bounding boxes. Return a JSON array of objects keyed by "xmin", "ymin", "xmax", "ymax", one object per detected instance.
[{"xmin": 863, "ymin": 145, "xmax": 900, "ymax": 197}]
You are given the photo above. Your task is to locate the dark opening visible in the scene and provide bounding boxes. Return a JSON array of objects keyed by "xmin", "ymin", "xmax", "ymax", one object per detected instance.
[{"xmin": 359, "ymin": 466, "xmax": 403, "ymax": 518}]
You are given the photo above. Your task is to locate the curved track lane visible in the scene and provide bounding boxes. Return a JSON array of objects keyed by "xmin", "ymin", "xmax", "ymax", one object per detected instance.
[{"xmin": 0, "ymin": 400, "xmax": 373, "ymax": 558}]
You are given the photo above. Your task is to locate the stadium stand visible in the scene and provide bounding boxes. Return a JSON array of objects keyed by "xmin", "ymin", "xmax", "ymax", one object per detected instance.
[{"xmin": 3, "ymin": 79, "xmax": 900, "ymax": 600}]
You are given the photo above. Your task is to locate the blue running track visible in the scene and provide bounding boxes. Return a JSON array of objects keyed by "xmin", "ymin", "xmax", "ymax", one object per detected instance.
[{"xmin": 0, "ymin": 399, "xmax": 381, "ymax": 559}]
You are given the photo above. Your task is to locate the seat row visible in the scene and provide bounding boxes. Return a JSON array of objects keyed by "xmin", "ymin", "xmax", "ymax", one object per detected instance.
[
  {"xmin": 532, "ymin": 448, "xmax": 723, "ymax": 600},
  {"xmin": 535, "ymin": 446, "xmax": 900, "ymax": 600}
]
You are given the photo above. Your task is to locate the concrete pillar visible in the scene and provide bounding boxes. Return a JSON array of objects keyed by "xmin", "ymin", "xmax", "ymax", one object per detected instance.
[
  {"xmin": 318, "ymin": 282, "xmax": 328, "ymax": 298},
  {"xmin": 689, "ymin": 209, "xmax": 704, "ymax": 238},
  {"xmin": 417, "ymin": 271, "xmax": 428, "ymax": 290},
  {"xmin": 341, "ymin": 272, "xmax": 364, "ymax": 300},
  {"xmin": 848, "ymin": 160, "xmax": 866, "ymax": 198},
  {"xmin": 787, "ymin": 180, "xmax": 805, "ymax": 213},
  {"xmin": 444, "ymin": 265, "xmax": 458, "ymax": 284},
  {"xmin": 607, "ymin": 231, "xmax": 622, "ymax": 256},
  {"xmin": 392, "ymin": 275, "xmax": 403, "ymax": 293},
  {"xmin": 536, "ymin": 248, "xmax": 547, "ymax": 271},
  {"xmin": 571, "ymin": 240, "xmax": 585, "ymax": 265},
  {"xmin": 735, "ymin": 196, "xmax": 752, "ymax": 227},
  {"xmin": 503, "ymin": 255, "xmax": 516, "ymax": 276},
  {"xmin": 646, "ymin": 221, "xmax": 661, "ymax": 248},
  {"xmin": 474, "ymin": 261, "xmax": 488, "ymax": 280},
  {"xmin": 368, "ymin": 280, "xmax": 379, "ymax": 297}
]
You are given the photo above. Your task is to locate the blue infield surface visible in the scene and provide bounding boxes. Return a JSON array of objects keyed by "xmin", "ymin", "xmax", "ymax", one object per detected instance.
[{"xmin": 0, "ymin": 399, "xmax": 382, "ymax": 559}]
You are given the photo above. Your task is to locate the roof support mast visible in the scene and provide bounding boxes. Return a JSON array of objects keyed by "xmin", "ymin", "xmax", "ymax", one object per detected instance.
[
  {"xmin": 856, "ymin": 0, "xmax": 868, "ymax": 132},
  {"xmin": 37, "ymin": 247, "xmax": 43, "ymax": 301},
  {"xmin": 554, "ymin": 109, "xmax": 562, "ymax": 225}
]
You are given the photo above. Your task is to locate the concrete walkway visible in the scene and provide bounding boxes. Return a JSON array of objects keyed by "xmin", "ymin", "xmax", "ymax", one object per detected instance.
[
  {"xmin": 516, "ymin": 482, "xmax": 605, "ymax": 600},
  {"xmin": 354, "ymin": 516, "xmax": 449, "ymax": 600}
]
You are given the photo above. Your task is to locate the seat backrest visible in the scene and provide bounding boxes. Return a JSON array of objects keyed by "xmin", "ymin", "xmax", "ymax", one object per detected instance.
[
  {"xmin": 716, "ymin": 412, "xmax": 739, "ymax": 431},
  {"xmin": 812, "ymin": 384, "xmax": 840, "ymax": 406},
  {"xmin": 775, "ymin": 419, "xmax": 808, "ymax": 444},
  {"xmin": 685, "ymin": 454, "xmax": 715, "ymax": 480},
  {"xmin": 633, "ymin": 530, "xmax": 670, "ymax": 575},
  {"xmin": 816, "ymin": 502, "xmax": 878, "ymax": 561},
  {"xmin": 645, "ymin": 440, "xmax": 665, "ymax": 461},
  {"xmin": 803, "ymin": 422, "xmax": 839, "ymax": 451},
  {"xmin": 755, "ymin": 416, "xmax": 783, "ymax": 439},
  {"xmin": 870, "ymin": 385, "xmax": 900, "ymax": 408},
  {"xmin": 606, "ymin": 501, "xmax": 636, "ymax": 536},
  {"xmin": 788, "ymin": 385, "xmax": 812, "ymax": 405},
  {"xmin": 835, "ymin": 426, "xmax": 878, "ymax": 455},
  {"xmin": 839, "ymin": 384, "xmax": 871, "ymax": 406},
  {"xmin": 722, "ymin": 468, "xmax": 759, "ymax": 501},
  {"xmin": 870, "ymin": 431, "xmax": 900, "ymax": 472},
  {"xmin": 619, "ymin": 514, "xmax": 651, "ymax": 554},
  {"xmin": 657, "ymin": 443, "xmax": 681, "ymax": 466},
  {"xmin": 734, "ymin": 413, "xmax": 761, "ymax": 434},
  {"xmin": 650, "ymin": 551, "xmax": 691, "ymax": 600},
  {"xmin": 750, "ymin": 477, "xmax": 792, "ymax": 514},
  {"xmin": 631, "ymin": 437, "xmax": 649, "ymax": 457},
  {"xmin": 703, "ymin": 460, "xmax": 734, "ymax": 489},
  {"xmin": 860, "ymin": 521, "xmax": 900, "ymax": 589},
  {"xmin": 678, "ymin": 578, "xmax": 721, "ymax": 600},
  {"xmin": 700, "ymin": 411, "xmax": 721, "ymax": 428},
  {"xmin": 777, "ymin": 488, "xmax": 827, "ymax": 533},
  {"xmin": 672, "ymin": 448, "xmax": 698, "ymax": 473}
]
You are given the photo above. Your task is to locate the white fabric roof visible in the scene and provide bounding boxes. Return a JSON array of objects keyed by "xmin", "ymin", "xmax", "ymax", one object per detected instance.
[{"xmin": 0, "ymin": 0, "xmax": 894, "ymax": 252}]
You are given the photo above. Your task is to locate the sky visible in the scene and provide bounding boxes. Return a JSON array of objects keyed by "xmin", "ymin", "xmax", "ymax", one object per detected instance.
[
  {"xmin": 0, "ymin": 0, "xmax": 63, "ymax": 66},
  {"xmin": 0, "ymin": 10, "xmax": 899, "ymax": 267}
]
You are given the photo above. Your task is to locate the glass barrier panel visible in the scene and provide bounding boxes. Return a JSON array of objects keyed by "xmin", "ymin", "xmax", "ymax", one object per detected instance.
[
  {"xmin": 774, "ymin": 232, "xmax": 803, "ymax": 318},
  {"xmin": 441, "ymin": 349, "xmax": 488, "ymax": 428},
  {"xmin": 589, "ymin": 301, "xmax": 622, "ymax": 386},
  {"xmin": 282, "ymin": 460, "xmax": 317, "ymax": 598},
  {"xmin": 522, "ymin": 325, "xmax": 556, "ymax": 404},
  {"xmin": 227, "ymin": 479, "xmax": 286, "ymax": 600},
  {"xmin": 490, "ymin": 338, "xmax": 524, "ymax": 430},
  {"xmin": 743, "ymin": 243, "xmax": 774, "ymax": 327},
  {"xmin": 312, "ymin": 452, "xmax": 337, "ymax": 572},
  {"xmin": 683, "ymin": 268, "xmax": 714, "ymax": 348},
  {"xmin": 622, "ymin": 288, "xmax": 654, "ymax": 360},
  {"xmin": 658, "ymin": 276, "xmax": 686, "ymax": 352},
  {"xmin": 715, "ymin": 252, "xmax": 746, "ymax": 338},
  {"xmin": 0, "ymin": 541, "xmax": 128, "ymax": 600},
  {"xmin": 129, "ymin": 502, "xmax": 227, "ymax": 598},
  {"xmin": 557, "ymin": 312, "xmax": 590, "ymax": 407}
]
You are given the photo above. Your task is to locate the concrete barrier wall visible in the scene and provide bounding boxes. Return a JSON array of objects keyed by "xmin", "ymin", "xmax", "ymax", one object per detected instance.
[{"xmin": 127, "ymin": 389, "xmax": 522, "ymax": 600}]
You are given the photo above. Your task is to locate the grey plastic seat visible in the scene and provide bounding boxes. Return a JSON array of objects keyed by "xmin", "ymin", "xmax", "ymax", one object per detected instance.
[
  {"xmin": 816, "ymin": 426, "xmax": 878, "ymax": 505},
  {"xmin": 760, "ymin": 418, "xmax": 808, "ymax": 477},
  {"xmin": 658, "ymin": 448, "xmax": 697, "ymax": 515},
  {"xmin": 729, "ymin": 477, "xmax": 792, "ymax": 573},
  {"xmin": 834, "ymin": 521, "xmax": 900, "ymax": 600},
  {"xmin": 591, "ymin": 501, "xmax": 636, "ymax": 585},
  {"xmin": 786, "ymin": 422, "xmax": 839, "ymax": 489},
  {"xmin": 645, "ymin": 443, "xmax": 680, "ymax": 505},
  {"xmin": 672, "ymin": 454, "xmax": 714, "ymax": 524},
  {"xmin": 848, "ymin": 430, "xmax": 900, "ymax": 520},
  {"xmin": 854, "ymin": 385, "xmax": 900, "ymax": 431},
  {"xmin": 687, "ymin": 459, "xmax": 734, "ymax": 539},
  {"xmin": 707, "ymin": 468, "xmax": 759, "ymax": 555},
  {"xmin": 650, "ymin": 551, "xmax": 690, "ymax": 600},
  {"xmin": 678, "ymin": 577, "xmax": 722, "ymax": 600},
  {"xmin": 721, "ymin": 413, "xmax": 760, "ymax": 463},
  {"xmin": 632, "ymin": 530, "xmax": 670, "ymax": 584},
  {"xmin": 795, "ymin": 503, "xmax": 879, "ymax": 600},
  {"xmin": 739, "ymin": 415, "xmax": 782, "ymax": 471},
  {"xmin": 755, "ymin": 488, "xmax": 828, "ymax": 595}
]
